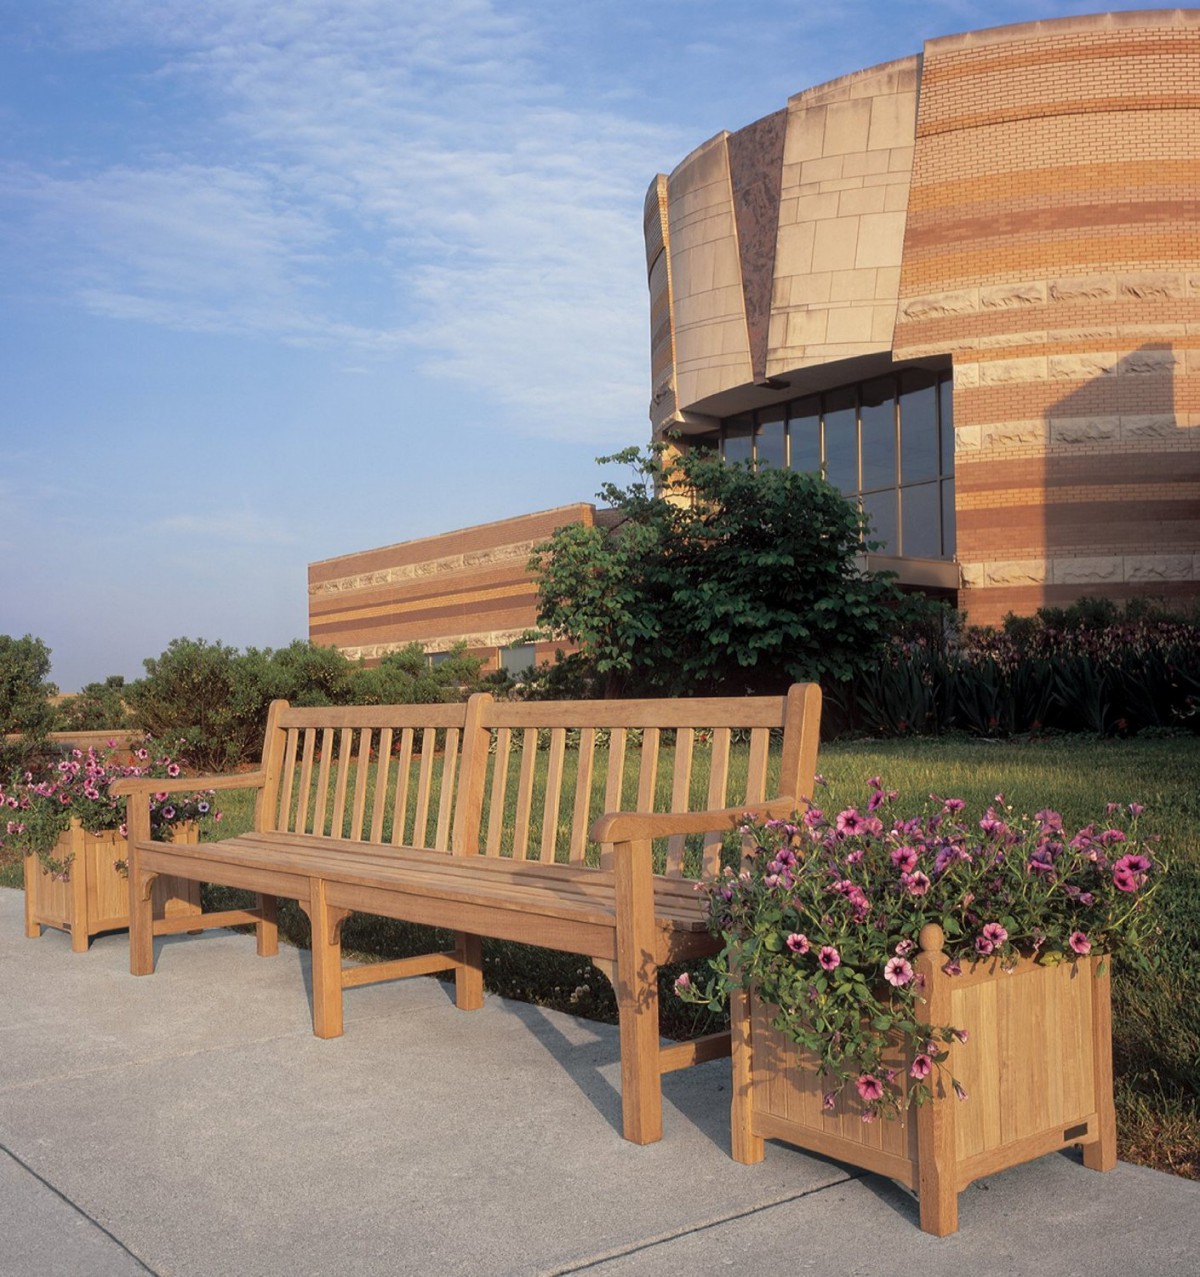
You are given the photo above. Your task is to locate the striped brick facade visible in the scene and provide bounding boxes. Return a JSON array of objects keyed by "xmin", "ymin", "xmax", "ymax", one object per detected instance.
[
  {"xmin": 647, "ymin": 11, "xmax": 1200, "ymax": 624},
  {"xmin": 308, "ymin": 506, "xmax": 597, "ymax": 667}
]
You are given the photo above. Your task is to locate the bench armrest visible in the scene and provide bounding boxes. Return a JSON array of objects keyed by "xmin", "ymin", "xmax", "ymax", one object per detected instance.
[
  {"xmin": 109, "ymin": 771, "xmax": 268, "ymax": 797},
  {"xmin": 590, "ymin": 796, "xmax": 800, "ymax": 844}
]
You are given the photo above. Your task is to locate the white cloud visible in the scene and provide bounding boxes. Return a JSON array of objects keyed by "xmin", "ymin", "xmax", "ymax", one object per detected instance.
[{"xmin": 5, "ymin": 0, "xmax": 682, "ymax": 441}]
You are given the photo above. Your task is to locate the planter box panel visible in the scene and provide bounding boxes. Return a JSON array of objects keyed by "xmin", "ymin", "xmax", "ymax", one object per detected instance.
[
  {"xmin": 750, "ymin": 1009, "xmax": 917, "ymax": 1179},
  {"xmin": 24, "ymin": 820, "xmax": 201, "ymax": 951},
  {"xmin": 950, "ymin": 959, "xmax": 1097, "ymax": 1162}
]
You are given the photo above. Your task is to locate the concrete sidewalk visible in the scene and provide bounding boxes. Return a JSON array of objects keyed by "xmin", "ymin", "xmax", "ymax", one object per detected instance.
[{"xmin": 2, "ymin": 886, "xmax": 1196, "ymax": 1277}]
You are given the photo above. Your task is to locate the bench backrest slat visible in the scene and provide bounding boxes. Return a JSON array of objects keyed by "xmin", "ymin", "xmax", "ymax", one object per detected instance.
[
  {"xmin": 370, "ymin": 728, "xmax": 393, "ymax": 843},
  {"xmin": 485, "ymin": 728, "xmax": 512, "ymax": 857},
  {"xmin": 568, "ymin": 728, "xmax": 596, "ymax": 865}
]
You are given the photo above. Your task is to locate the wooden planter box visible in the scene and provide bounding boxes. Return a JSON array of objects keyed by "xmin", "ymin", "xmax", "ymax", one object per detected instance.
[
  {"xmin": 24, "ymin": 819, "xmax": 201, "ymax": 952},
  {"xmin": 730, "ymin": 924, "xmax": 1117, "ymax": 1236}
]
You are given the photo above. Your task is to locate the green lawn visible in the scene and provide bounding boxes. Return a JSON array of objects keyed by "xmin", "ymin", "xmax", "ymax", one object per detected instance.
[{"xmin": 5, "ymin": 731, "xmax": 1196, "ymax": 1178}]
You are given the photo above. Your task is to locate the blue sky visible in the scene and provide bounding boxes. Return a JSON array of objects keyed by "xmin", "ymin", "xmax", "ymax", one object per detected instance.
[{"xmin": 0, "ymin": 0, "xmax": 1160, "ymax": 691}]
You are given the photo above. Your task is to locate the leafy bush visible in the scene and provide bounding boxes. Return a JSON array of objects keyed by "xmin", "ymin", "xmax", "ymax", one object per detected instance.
[
  {"xmin": 531, "ymin": 445, "xmax": 938, "ymax": 697},
  {"xmin": 0, "ymin": 634, "xmax": 58, "ymax": 772},
  {"xmin": 835, "ymin": 599, "xmax": 1200, "ymax": 739},
  {"xmin": 53, "ymin": 676, "xmax": 133, "ymax": 732}
]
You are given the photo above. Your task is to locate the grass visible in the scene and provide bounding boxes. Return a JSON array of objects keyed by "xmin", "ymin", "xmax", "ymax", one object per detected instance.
[{"xmin": 4, "ymin": 730, "xmax": 1196, "ymax": 1178}]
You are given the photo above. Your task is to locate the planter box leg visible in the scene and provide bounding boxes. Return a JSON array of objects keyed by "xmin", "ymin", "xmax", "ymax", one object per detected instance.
[
  {"xmin": 1082, "ymin": 963, "xmax": 1118, "ymax": 1172},
  {"xmin": 731, "ymin": 987, "xmax": 764, "ymax": 1164},
  {"xmin": 22, "ymin": 854, "xmax": 40, "ymax": 939}
]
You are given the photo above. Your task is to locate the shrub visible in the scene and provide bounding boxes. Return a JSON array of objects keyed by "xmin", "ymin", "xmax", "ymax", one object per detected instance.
[{"xmin": 0, "ymin": 634, "xmax": 58, "ymax": 773}]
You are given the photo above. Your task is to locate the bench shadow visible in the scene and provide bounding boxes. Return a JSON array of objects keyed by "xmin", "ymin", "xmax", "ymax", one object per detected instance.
[
  {"xmin": 502, "ymin": 1000, "xmax": 734, "ymax": 1151},
  {"xmin": 287, "ymin": 949, "xmax": 734, "ymax": 1151}
]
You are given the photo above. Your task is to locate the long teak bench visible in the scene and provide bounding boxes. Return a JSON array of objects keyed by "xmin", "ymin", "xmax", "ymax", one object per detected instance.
[{"xmin": 112, "ymin": 685, "xmax": 821, "ymax": 1144}]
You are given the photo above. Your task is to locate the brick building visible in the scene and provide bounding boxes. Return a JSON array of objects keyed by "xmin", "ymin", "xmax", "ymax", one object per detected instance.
[
  {"xmin": 312, "ymin": 10, "xmax": 1200, "ymax": 662},
  {"xmin": 308, "ymin": 506, "xmax": 606, "ymax": 672},
  {"xmin": 648, "ymin": 9, "xmax": 1200, "ymax": 624}
]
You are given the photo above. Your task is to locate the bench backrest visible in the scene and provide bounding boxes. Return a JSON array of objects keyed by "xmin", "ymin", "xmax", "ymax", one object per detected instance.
[{"xmin": 256, "ymin": 684, "xmax": 821, "ymax": 879}]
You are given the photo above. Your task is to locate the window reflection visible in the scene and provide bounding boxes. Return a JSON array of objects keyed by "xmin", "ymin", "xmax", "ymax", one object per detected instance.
[
  {"xmin": 788, "ymin": 397, "xmax": 821, "ymax": 474},
  {"xmin": 859, "ymin": 378, "xmax": 896, "ymax": 492},
  {"xmin": 755, "ymin": 408, "xmax": 786, "ymax": 468},
  {"xmin": 823, "ymin": 387, "xmax": 858, "ymax": 493}
]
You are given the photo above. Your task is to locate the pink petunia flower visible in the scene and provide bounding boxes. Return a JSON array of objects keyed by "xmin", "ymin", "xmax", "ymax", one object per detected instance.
[
  {"xmin": 910, "ymin": 1054, "xmax": 933, "ymax": 1080},
  {"xmin": 673, "ymin": 973, "xmax": 691, "ymax": 993},
  {"xmin": 1069, "ymin": 931, "xmax": 1091, "ymax": 955},
  {"xmin": 1112, "ymin": 853, "xmax": 1151, "ymax": 893},
  {"xmin": 884, "ymin": 956, "xmax": 914, "ymax": 987},
  {"xmin": 818, "ymin": 946, "xmax": 840, "ymax": 971},
  {"xmin": 890, "ymin": 845, "xmax": 918, "ymax": 874},
  {"xmin": 786, "ymin": 933, "xmax": 810, "ymax": 954},
  {"xmin": 981, "ymin": 922, "xmax": 1008, "ymax": 946},
  {"xmin": 855, "ymin": 1074, "xmax": 884, "ymax": 1103},
  {"xmin": 901, "ymin": 870, "xmax": 930, "ymax": 897}
]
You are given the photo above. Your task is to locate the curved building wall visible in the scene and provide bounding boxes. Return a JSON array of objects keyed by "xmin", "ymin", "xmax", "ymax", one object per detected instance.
[{"xmin": 647, "ymin": 10, "xmax": 1200, "ymax": 625}]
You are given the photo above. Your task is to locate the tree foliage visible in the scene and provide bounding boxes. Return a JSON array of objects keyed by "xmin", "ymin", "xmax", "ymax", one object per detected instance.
[
  {"xmin": 531, "ymin": 446, "xmax": 929, "ymax": 696},
  {"xmin": 0, "ymin": 634, "xmax": 58, "ymax": 770},
  {"xmin": 54, "ymin": 675, "xmax": 133, "ymax": 732},
  {"xmin": 126, "ymin": 637, "xmax": 487, "ymax": 769}
]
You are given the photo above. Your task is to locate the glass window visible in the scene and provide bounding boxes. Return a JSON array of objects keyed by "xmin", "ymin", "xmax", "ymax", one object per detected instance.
[
  {"xmin": 859, "ymin": 377, "xmax": 896, "ymax": 492},
  {"xmin": 939, "ymin": 376, "xmax": 954, "ymax": 475},
  {"xmin": 787, "ymin": 397, "xmax": 821, "ymax": 475},
  {"xmin": 500, "ymin": 644, "xmax": 536, "ymax": 676},
  {"xmin": 861, "ymin": 489, "xmax": 897, "ymax": 554},
  {"xmin": 428, "ymin": 651, "xmax": 452, "ymax": 668},
  {"xmin": 899, "ymin": 370, "xmax": 939, "ymax": 485},
  {"xmin": 755, "ymin": 408, "xmax": 787, "ymax": 469},
  {"xmin": 941, "ymin": 479, "xmax": 956, "ymax": 558},
  {"xmin": 900, "ymin": 482, "xmax": 940, "ymax": 558},
  {"xmin": 716, "ymin": 367, "xmax": 955, "ymax": 562},
  {"xmin": 823, "ymin": 387, "xmax": 857, "ymax": 493}
]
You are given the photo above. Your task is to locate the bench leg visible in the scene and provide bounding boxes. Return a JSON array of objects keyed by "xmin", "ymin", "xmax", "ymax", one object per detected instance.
[
  {"xmin": 305, "ymin": 879, "xmax": 346, "ymax": 1040},
  {"xmin": 129, "ymin": 866, "xmax": 157, "ymax": 976},
  {"xmin": 256, "ymin": 893, "xmax": 279, "ymax": 957},
  {"xmin": 454, "ymin": 932, "xmax": 484, "ymax": 1010},
  {"xmin": 614, "ymin": 838, "xmax": 662, "ymax": 1145}
]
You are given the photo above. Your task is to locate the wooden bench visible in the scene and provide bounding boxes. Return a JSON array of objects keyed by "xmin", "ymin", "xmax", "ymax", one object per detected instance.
[{"xmin": 112, "ymin": 685, "xmax": 821, "ymax": 1144}]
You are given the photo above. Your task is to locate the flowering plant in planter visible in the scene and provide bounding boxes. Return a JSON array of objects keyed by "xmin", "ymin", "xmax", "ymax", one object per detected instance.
[
  {"xmin": 677, "ymin": 778, "xmax": 1164, "ymax": 1120},
  {"xmin": 1, "ymin": 743, "xmax": 220, "ymax": 877}
]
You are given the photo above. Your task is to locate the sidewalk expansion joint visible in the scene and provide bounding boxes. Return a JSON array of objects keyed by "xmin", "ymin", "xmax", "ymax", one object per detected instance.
[
  {"xmin": 542, "ymin": 1172, "xmax": 862, "ymax": 1274},
  {"xmin": 1, "ymin": 1141, "xmax": 160, "ymax": 1275}
]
